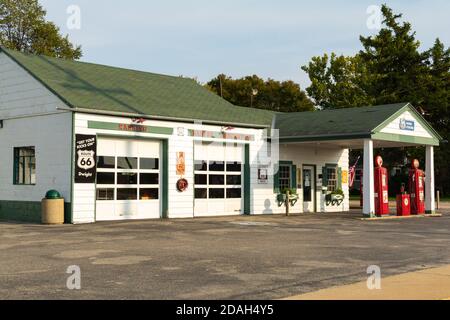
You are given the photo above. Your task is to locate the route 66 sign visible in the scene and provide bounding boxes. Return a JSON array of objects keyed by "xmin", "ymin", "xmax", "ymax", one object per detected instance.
[
  {"xmin": 75, "ymin": 134, "xmax": 97, "ymax": 183},
  {"xmin": 77, "ymin": 150, "xmax": 95, "ymax": 170}
]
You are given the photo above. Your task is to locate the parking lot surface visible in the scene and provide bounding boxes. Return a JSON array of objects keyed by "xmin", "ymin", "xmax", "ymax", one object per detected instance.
[{"xmin": 1, "ymin": 211, "xmax": 449, "ymax": 299}]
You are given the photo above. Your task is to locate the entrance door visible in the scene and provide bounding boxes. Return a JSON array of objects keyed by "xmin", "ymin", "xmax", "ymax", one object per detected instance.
[
  {"xmin": 303, "ymin": 166, "xmax": 315, "ymax": 212},
  {"xmin": 95, "ymin": 137, "xmax": 161, "ymax": 221}
]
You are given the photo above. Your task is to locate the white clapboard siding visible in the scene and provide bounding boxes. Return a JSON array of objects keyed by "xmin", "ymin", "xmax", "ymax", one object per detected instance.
[
  {"xmin": 380, "ymin": 111, "xmax": 433, "ymax": 138},
  {"xmin": 250, "ymin": 143, "xmax": 349, "ymax": 215},
  {"xmin": 0, "ymin": 52, "xmax": 67, "ymax": 118},
  {"xmin": 0, "ymin": 112, "xmax": 72, "ymax": 203}
]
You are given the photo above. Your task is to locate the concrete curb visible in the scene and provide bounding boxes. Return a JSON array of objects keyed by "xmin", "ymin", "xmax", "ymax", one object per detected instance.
[{"xmin": 360, "ymin": 214, "xmax": 442, "ymax": 221}]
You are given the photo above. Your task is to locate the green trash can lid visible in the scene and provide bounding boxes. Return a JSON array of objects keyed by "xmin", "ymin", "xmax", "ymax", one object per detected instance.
[{"xmin": 45, "ymin": 190, "xmax": 62, "ymax": 199}]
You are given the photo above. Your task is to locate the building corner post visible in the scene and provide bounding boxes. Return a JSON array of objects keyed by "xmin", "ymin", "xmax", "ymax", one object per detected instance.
[
  {"xmin": 425, "ymin": 145, "xmax": 435, "ymax": 214},
  {"xmin": 363, "ymin": 139, "xmax": 375, "ymax": 217}
]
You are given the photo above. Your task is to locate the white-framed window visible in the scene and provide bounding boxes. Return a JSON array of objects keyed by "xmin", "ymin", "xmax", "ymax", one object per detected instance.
[
  {"xmin": 194, "ymin": 160, "xmax": 242, "ymax": 199},
  {"xmin": 326, "ymin": 167, "xmax": 337, "ymax": 192},
  {"xmin": 278, "ymin": 165, "xmax": 291, "ymax": 191},
  {"xmin": 14, "ymin": 147, "xmax": 36, "ymax": 185}
]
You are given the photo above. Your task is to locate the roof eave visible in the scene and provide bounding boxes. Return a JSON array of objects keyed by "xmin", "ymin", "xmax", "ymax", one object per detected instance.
[{"xmin": 57, "ymin": 106, "xmax": 271, "ymax": 129}]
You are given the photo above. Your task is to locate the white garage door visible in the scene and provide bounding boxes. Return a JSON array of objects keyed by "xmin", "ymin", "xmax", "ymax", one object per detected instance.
[
  {"xmin": 95, "ymin": 137, "xmax": 161, "ymax": 221},
  {"xmin": 194, "ymin": 141, "xmax": 244, "ymax": 217}
]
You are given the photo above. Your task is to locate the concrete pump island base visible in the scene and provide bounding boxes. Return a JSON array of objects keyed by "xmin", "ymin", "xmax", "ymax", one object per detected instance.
[{"xmin": 0, "ymin": 47, "xmax": 442, "ymax": 224}]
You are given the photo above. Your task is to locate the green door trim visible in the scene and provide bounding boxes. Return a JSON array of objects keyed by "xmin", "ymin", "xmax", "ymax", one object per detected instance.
[
  {"xmin": 243, "ymin": 144, "xmax": 251, "ymax": 215},
  {"xmin": 302, "ymin": 164, "xmax": 317, "ymax": 213},
  {"xmin": 162, "ymin": 139, "xmax": 169, "ymax": 219}
]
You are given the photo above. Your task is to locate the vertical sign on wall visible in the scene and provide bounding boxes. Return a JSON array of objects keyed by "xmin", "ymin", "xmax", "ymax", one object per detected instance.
[
  {"xmin": 176, "ymin": 152, "xmax": 186, "ymax": 176},
  {"xmin": 75, "ymin": 134, "xmax": 97, "ymax": 183}
]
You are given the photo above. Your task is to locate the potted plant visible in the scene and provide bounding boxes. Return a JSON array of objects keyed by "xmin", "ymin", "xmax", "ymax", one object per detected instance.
[
  {"xmin": 326, "ymin": 188, "xmax": 345, "ymax": 206},
  {"xmin": 277, "ymin": 188, "xmax": 299, "ymax": 207}
]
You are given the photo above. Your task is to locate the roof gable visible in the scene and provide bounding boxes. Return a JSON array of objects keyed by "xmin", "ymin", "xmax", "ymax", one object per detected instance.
[{"xmin": 374, "ymin": 103, "xmax": 442, "ymax": 140}]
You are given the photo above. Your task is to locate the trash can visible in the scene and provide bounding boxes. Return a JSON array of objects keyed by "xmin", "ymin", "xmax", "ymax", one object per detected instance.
[{"xmin": 41, "ymin": 190, "xmax": 64, "ymax": 224}]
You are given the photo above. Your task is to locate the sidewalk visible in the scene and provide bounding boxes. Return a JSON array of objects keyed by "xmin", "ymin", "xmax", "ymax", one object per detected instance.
[{"xmin": 284, "ymin": 265, "xmax": 450, "ymax": 300}]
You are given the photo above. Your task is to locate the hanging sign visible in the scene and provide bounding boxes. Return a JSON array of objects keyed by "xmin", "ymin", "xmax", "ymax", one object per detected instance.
[
  {"xmin": 342, "ymin": 170, "xmax": 348, "ymax": 184},
  {"xmin": 176, "ymin": 152, "xmax": 186, "ymax": 176},
  {"xmin": 258, "ymin": 167, "xmax": 268, "ymax": 184},
  {"xmin": 75, "ymin": 134, "xmax": 97, "ymax": 183}
]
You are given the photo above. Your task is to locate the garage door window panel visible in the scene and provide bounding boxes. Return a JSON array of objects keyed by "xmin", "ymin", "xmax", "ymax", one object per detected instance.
[
  {"xmin": 140, "ymin": 173, "xmax": 159, "ymax": 185},
  {"xmin": 97, "ymin": 188, "xmax": 114, "ymax": 201},
  {"xmin": 195, "ymin": 188, "xmax": 208, "ymax": 199},
  {"xmin": 226, "ymin": 161, "xmax": 242, "ymax": 172},
  {"xmin": 195, "ymin": 174, "xmax": 207, "ymax": 185},
  {"xmin": 97, "ymin": 172, "xmax": 115, "ymax": 184},
  {"xmin": 117, "ymin": 157, "xmax": 138, "ymax": 170},
  {"xmin": 194, "ymin": 160, "xmax": 208, "ymax": 171},
  {"xmin": 209, "ymin": 161, "xmax": 224, "ymax": 171},
  {"xmin": 209, "ymin": 188, "xmax": 225, "ymax": 199},
  {"xmin": 226, "ymin": 175, "xmax": 241, "ymax": 186},
  {"xmin": 117, "ymin": 172, "xmax": 138, "ymax": 185},
  {"xmin": 140, "ymin": 188, "xmax": 159, "ymax": 200},
  {"xmin": 117, "ymin": 188, "xmax": 138, "ymax": 200},
  {"xmin": 97, "ymin": 156, "xmax": 115, "ymax": 169},
  {"xmin": 209, "ymin": 174, "xmax": 225, "ymax": 185},
  {"xmin": 140, "ymin": 158, "xmax": 159, "ymax": 170},
  {"xmin": 226, "ymin": 188, "xmax": 241, "ymax": 199}
]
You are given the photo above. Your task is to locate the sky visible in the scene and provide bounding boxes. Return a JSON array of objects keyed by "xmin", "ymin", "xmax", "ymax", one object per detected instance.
[{"xmin": 39, "ymin": 0, "xmax": 450, "ymax": 89}]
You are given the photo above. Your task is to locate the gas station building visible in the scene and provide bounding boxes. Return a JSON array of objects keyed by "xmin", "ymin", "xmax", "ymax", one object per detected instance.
[{"xmin": 0, "ymin": 47, "xmax": 443, "ymax": 223}]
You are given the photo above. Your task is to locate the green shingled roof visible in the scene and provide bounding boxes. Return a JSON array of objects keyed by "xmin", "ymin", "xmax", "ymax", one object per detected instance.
[
  {"xmin": 0, "ymin": 47, "xmax": 275, "ymax": 127},
  {"xmin": 274, "ymin": 103, "xmax": 440, "ymax": 141}
]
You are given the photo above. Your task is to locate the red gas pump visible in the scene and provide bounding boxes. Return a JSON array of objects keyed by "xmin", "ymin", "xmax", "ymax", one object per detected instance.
[
  {"xmin": 409, "ymin": 159, "xmax": 425, "ymax": 215},
  {"xmin": 396, "ymin": 184, "xmax": 411, "ymax": 216},
  {"xmin": 374, "ymin": 156, "xmax": 389, "ymax": 216}
]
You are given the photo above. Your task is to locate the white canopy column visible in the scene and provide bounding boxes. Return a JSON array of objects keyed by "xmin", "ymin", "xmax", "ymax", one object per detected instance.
[
  {"xmin": 425, "ymin": 146, "xmax": 436, "ymax": 214},
  {"xmin": 363, "ymin": 139, "xmax": 375, "ymax": 216}
]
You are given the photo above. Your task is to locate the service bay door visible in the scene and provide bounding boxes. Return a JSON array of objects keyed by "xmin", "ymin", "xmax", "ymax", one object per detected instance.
[
  {"xmin": 95, "ymin": 137, "xmax": 161, "ymax": 221},
  {"xmin": 194, "ymin": 141, "xmax": 244, "ymax": 217}
]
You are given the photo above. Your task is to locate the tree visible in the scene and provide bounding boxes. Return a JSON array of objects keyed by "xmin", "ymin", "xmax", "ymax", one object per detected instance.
[
  {"xmin": 206, "ymin": 74, "xmax": 314, "ymax": 112},
  {"xmin": 358, "ymin": 5, "xmax": 429, "ymax": 106},
  {"xmin": 0, "ymin": 0, "xmax": 82, "ymax": 59},
  {"xmin": 302, "ymin": 4, "xmax": 450, "ymax": 195},
  {"xmin": 422, "ymin": 39, "xmax": 450, "ymax": 195},
  {"xmin": 301, "ymin": 53, "xmax": 373, "ymax": 109}
]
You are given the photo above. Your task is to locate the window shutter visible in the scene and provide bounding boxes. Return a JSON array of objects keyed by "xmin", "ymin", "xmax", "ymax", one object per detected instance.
[
  {"xmin": 273, "ymin": 163, "xmax": 280, "ymax": 193},
  {"xmin": 322, "ymin": 167, "xmax": 328, "ymax": 191},
  {"xmin": 291, "ymin": 165, "xmax": 297, "ymax": 193},
  {"xmin": 337, "ymin": 167, "xmax": 342, "ymax": 191}
]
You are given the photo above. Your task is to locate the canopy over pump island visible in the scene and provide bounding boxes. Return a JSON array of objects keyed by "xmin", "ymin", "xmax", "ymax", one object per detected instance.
[{"xmin": 0, "ymin": 47, "xmax": 442, "ymax": 223}]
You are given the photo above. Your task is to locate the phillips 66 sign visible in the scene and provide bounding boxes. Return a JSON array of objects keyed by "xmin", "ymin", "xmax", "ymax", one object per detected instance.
[{"xmin": 75, "ymin": 134, "xmax": 97, "ymax": 183}]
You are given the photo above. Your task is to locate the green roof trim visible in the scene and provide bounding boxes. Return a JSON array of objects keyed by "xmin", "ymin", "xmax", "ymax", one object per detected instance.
[{"xmin": 0, "ymin": 47, "xmax": 275, "ymax": 127}]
